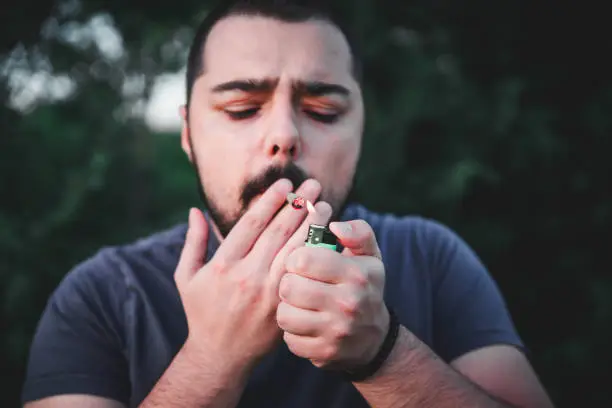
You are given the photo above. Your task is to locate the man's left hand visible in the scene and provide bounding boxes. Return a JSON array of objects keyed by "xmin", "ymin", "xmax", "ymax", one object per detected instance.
[{"xmin": 278, "ymin": 219, "xmax": 390, "ymax": 369}]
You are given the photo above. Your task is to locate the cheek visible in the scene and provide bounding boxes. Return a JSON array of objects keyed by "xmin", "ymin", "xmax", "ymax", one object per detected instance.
[
  {"xmin": 318, "ymin": 120, "xmax": 360, "ymax": 170},
  {"xmin": 305, "ymin": 133, "xmax": 360, "ymax": 201},
  {"xmin": 328, "ymin": 138, "xmax": 359, "ymax": 186},
  {"xmin": 190, "ymin": 117, "xmax": 255, "ymax": 204},
  {"xmin": 194, "ymin": 114, "xmax": 251, "ymax": 160}
]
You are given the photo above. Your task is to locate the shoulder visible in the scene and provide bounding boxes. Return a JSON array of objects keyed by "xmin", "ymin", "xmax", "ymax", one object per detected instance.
[
  {"xmin": 54, "ymin": 223, "xmax": 187, "ymax": 303},
  {"xmin": 341, "ymin": 203, "xmax": 464, "ymax": 268},
  {"xmin": 341, "ymin": 203, "xmax": 484, "ymax": 293}
]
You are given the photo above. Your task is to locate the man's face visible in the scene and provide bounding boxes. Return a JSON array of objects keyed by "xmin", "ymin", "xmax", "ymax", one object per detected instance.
[{"xmin": 181, "ymin": 15, "xmax": 364, "ymax": 237}]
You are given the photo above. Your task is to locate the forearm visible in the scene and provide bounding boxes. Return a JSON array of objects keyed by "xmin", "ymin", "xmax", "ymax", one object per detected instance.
[
  {"xmin": 353, "ymin": 326, "xmax": 514, "ymax": 408},
  {"xmin": 140, "ymin": 339, "xmax": 251, "ymax": 408}
]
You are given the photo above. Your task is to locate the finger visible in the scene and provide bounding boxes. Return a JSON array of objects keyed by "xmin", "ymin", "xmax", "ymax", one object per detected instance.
[
  {"xmin": 285, "ymin": 246, "xmax": 352, "ymax": 284},
  {"xmin": 283, "ymin": 332, "xmax": 329, "ymax": 361},
  {"xmin": 293, "ymin": 200, "xmax": 334, "ymax": 246},
  {"xmin": 216, "ymin": 178, "xmax": 293, "ymax": 262},
  {"xmin": 329, "ymin": 219, "xmax": 382, "ymax": 259},
  {"xmin": 279, "ymin": 272, "xmax": 334, "ymax": 311},
  {"xmin": 305, "ymin": 200, "xmax": 333, "ymax": 227},
  {"xmin": 276, "ymin": 301, "xmax": 326, "ymax": 336},
  {"xmin": 350, "ymin": 256, "xmax": 386, "ymax": 290},
  {"xmin": 269, "ymin": 200, "xmax": 333, "ymax": 280},
  {"xmin": 175, "ymin": 208, "xmax": 209, "ymax": 290},
  {"xmin": 250, "ymin": 179, "xmax": 322, "ymax": 265}
]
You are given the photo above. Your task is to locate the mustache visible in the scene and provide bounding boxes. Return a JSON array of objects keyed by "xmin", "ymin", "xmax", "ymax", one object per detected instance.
[{"xmin": 241, "ymin": 164, "xmax": 309, "ymax": 208}]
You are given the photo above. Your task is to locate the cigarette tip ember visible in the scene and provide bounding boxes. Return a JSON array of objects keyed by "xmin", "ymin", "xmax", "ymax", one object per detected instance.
[{"xmin": 287, "ymin": 192, "xmax": 306, "ymax": 209}]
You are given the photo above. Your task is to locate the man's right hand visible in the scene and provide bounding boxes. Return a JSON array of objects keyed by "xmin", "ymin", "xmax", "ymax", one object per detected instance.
[{"xmin": 174, "ymin": 178, "xmax": 332, "ymax": 374}]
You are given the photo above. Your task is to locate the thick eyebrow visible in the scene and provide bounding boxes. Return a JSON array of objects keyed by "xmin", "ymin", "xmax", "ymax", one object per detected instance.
[
  {"xmin": 210, "ymin": 78, "xmax": 350, "ymax": 99},
  {"xmin": 211, "ymin": 79, "xmax": 275, "ymax": 93},
  {"xmin": 299, "ymin": 81, "xmax": 350, "ymax": 98}
]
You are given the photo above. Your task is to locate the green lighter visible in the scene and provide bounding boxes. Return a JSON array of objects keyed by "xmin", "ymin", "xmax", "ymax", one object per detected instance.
[
  {"xmin": 305, "ymin": 224, "xmax": 338, "ymax": 251},
  {"xmin": 286, "ymin": 192, "xmax": 339, "ymax": 252}
]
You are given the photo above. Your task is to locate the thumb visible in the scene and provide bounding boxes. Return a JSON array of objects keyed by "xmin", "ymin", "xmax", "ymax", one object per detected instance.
[
  {"xmin": 329, "ymin": 219, "xmax": 381, "ymax": 259},
  {"xmin": 175, "ymin": 207, "xmax": 209, "ymax": 289}
]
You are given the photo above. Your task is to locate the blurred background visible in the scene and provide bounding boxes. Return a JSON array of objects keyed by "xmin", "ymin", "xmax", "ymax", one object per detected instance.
[{"xmin": 1, "ymin": 0, "xmax": 610, "ymax": 406}]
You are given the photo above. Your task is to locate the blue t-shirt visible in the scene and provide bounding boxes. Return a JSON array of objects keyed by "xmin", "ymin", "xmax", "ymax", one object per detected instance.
[{"xmin": 21, "ymin": 203, "xmax": 523, "ymax": 407}]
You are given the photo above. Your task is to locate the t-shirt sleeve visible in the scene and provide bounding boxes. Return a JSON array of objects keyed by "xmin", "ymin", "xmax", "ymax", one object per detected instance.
[
  {"xmin": 21, "ymin": 251, "xmax": 130, "ymax": 405},
  {"xmin": 424, "ymin": 220, "xmax": 525, "ymax": 363}
]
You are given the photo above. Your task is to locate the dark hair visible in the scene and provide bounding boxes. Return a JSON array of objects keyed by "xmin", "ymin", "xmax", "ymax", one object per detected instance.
[{"xmin": 185, "ymin": 0, "xmax": 362, "ymax": 108}]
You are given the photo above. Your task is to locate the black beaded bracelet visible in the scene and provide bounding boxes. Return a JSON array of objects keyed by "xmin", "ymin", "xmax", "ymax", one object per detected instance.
[{"xmin": 342, "ymin": 307, "xmax": 400, "ymax": 382}]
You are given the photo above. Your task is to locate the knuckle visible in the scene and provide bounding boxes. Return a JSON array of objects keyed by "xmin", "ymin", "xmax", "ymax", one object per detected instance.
[
  {"xmin": 311, "ymin": 359, "xmax": 326, "ymax": 368},
  {"xmin": 243, "ymin": 213, "xmax": 267, "ymax": 232},
  {"xmin": 270, "ymin": 220, "xmax": 295, "ymax": 241},
  {"xmin": 283, "ymin": 332, "xmax": 300, "ymax": 355},
  {"xmin": 332, "ymin": 322, "xmax": 352, "ymax": 340},
  {"xmin": 288, "ymin": 248, "xmax": 308, "ymax": 273},
  {"xmin": 279, "ymin": 274, "xmax": 292, "ymax": 298},
  {"xmin": 276, "ymin": 303, "xmax": 288, "ymax": 327},
  {"xmin": 339, "ymin": 295, "xmax": 360, "ymax": 316},
  {"xmin": 296, "ymin": 250, "xmax": 310, "ymax": 271},
  {"xmin": 348, "ymin": 263, "xmax": 368, "ymax": 288},
  {"xmin": 354, "ymin": 271, "xmax": 369, "ymax": 289},
  {"xmin": 321, "ymin": 344, "xmax": 339, "ymax": 361},
  {"xmin": 235, "ymin": 274, "xmax": 257, "ymax": 293},
  {"xmin": 210, "ymin": 258, "xmax": 229, "ymax": 275}
]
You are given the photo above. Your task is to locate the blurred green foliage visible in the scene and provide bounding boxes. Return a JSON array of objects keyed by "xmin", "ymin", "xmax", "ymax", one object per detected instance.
[{"xmin": 1, "ymin": 0, "xmax": 611, "ymax": 406}]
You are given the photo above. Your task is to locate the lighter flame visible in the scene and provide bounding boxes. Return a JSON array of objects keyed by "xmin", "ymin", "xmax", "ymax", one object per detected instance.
[{"xmin": 306, "ymin": 200, "xmax": 316, "ymax": 215}]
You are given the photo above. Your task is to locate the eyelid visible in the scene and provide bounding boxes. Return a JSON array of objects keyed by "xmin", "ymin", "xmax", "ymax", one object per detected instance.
[
  {"xmin": 224, "ymin": 107, "xmax": 260, "ymax": 121},
  {"xmin": 304, "ymin": 110, "xmax": 342, "ymax": 124},
  {"xmin": 303, "ymin": 101, "xmax": 345, "ymax": 111},
  {"xmin": 223, "ymin": 103, "xmax": 260, "ymax": 111}
]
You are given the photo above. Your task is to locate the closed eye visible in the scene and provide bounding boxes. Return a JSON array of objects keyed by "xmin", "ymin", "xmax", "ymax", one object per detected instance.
[
  {"xmin": 225, "ymin": 107, "xmax": 260, "ymax": 120},
  {"xmin": 305, "ymin": 110, "xmax": 341, "ymax": 124},
  {"xmin": 224, "ymin": 107, "xmax": 342, "ymax": 124}
]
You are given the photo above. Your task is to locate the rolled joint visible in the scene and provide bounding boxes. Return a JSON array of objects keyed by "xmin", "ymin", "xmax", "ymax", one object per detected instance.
[{"xmin": 286, "ymin": 193, "xmax": 317, "ymax": 216}]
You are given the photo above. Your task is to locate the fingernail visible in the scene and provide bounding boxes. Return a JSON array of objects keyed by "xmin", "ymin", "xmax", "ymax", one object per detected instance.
[
  {"xmin": 331, "ymin": 221, "xmax": 352, "ymax": 236},
  {"xmin": 277, "ymin": 178, "xmax": 293, "ymax": 191},
  {"xmin": 316, "ymin": 202, "xmax": 333, "ymax": 219}
]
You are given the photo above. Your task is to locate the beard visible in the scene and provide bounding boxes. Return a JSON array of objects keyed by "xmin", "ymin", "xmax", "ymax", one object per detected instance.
[{"xmin": 187, "ymin": 147, "xmax": 357, "ymax": 239}]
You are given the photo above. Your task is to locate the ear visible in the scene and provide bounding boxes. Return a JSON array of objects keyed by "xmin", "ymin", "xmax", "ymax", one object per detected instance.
[{"xmin": 180, "ymin": 104, "xmax": 194, "ymax": 163}]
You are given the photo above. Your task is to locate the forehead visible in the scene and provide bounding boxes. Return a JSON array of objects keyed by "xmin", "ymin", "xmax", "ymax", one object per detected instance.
[{"xmin": 200, "ymin": 15, "xmax": 355, "ymax": 86}]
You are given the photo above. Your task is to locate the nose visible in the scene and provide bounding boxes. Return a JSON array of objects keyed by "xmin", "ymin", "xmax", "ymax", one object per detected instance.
[{"xmin": 263, "ymin": 100, "xmax": 301, "ymax": 161}]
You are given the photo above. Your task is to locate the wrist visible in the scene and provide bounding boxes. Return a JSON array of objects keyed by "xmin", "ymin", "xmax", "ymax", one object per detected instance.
[
  {"xmin": 342, "ymin": 305, "xmax": 400, "ymax": 382},
  {"xmin": 182, "ymin": 336, "xmax": 254, "ymax": 383},
  {"xmin": 365, "ymin": 305, "xmax": 391, "ymax": 364}
]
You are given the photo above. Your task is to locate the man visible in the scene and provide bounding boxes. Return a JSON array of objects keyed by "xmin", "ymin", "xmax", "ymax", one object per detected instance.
[{"xmin": 22, "ymin": 1, "xmax": 554, "ymax": 407}]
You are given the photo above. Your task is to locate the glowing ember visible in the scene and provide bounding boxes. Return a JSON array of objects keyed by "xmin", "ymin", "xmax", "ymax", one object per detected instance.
[
  {"xmin": 287, "ymin": 193, "xmax": 305, "ymax": 209},
  {"xmin": 286, "ymin": 193, "xmax": 317, "ymax": 215}
]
